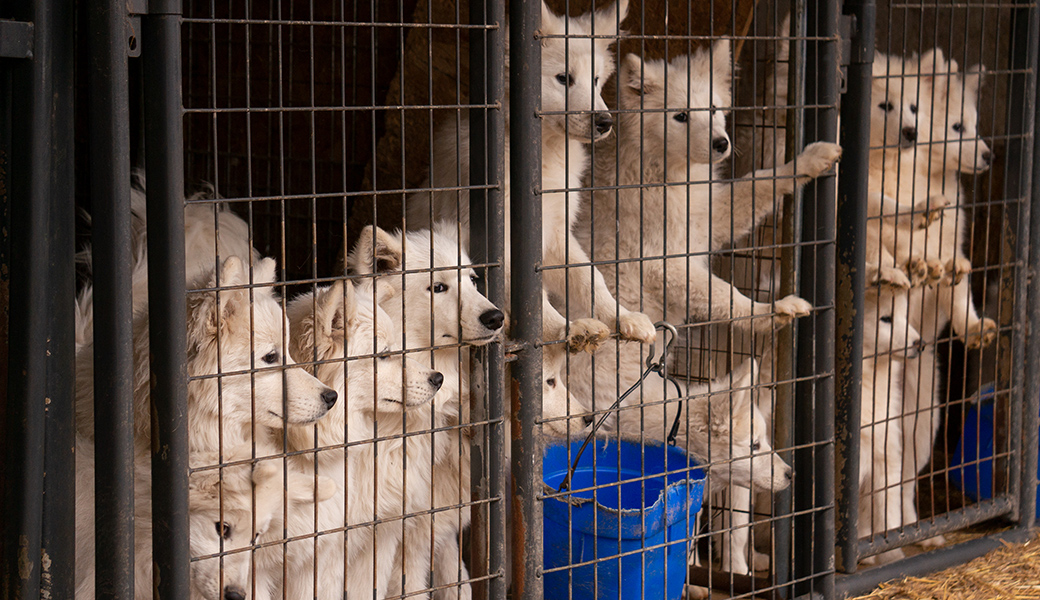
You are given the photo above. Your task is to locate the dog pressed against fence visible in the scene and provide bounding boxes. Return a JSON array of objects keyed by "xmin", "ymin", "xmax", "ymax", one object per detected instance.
[{"xmin": 8, "ymin": 1, "xmax": 1034, "ymax": 600}]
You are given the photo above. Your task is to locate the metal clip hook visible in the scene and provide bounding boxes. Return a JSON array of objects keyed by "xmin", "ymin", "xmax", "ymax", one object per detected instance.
[{"xmin": 645, "ymin": 321, "xmax": 679, "ymax": 372}]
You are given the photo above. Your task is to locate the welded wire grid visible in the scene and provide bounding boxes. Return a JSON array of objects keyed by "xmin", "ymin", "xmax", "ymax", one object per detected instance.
[
  {"xmin": 181, "ymin": 0, "xmax": 503, "ymax": 598},
  {"xmin": 543, "ymin": 2, "xmax": 836, "ymax": 598},
  {"xmin": 854, "ymin": 0, "xmax": 1032, "ymax": 566},
  {"xmin": 172, "ymin": 0, "xmax": 1035, "ymax": 599}
]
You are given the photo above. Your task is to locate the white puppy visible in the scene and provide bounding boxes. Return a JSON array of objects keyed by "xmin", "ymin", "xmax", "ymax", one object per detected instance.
[
  {"xmin": 284, "ymin": 280, "xmax": 443, "ymax": 600},
  {"xmin": 405, "ymin": 0, "xmax": 656, "ymax": 354}
]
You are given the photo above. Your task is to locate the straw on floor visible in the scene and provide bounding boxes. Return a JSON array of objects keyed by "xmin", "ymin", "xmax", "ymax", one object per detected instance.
[{"xmin": 853, "ymin": 534, "xmax": 1040, "ymax": 600}]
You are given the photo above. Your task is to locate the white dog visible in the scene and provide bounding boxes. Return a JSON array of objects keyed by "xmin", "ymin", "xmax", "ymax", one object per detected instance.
[
  {"xmin": 347, "ymin": 223, "xmax": 503, "ymax": 600},
  {"xmin": 74, "ymin": 440, "xmax": 335, "ymax": 600},
  {"xmin": 405, "ymin": 0, "xmax": 656, "ymax": 354},
  {"xmin": 857, "ymin": 289, "xmax": 923, "ymax": 565},
  {"xmin": 284, "ymin": 280, "xmax": 444, "ymax": 600},
  {"xmin": 900, "ymin": 52, "xmax": 996, "ymax": 547},
  {"xmin": 347, "ymin": 223, "xmax": 583, "ymax": 599},
  {"xmin": 579, "ymin": 43, "xmax": 839, "ymax": 343}
]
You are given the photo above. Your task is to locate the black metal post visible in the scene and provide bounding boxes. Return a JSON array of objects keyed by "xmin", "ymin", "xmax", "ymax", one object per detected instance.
[
  {"xmin": 469, "ymin": 0, "xmax": 507, "ymax": 597},
  {"xmin": 88, "ymin": 0, "xmax": 135, "ymax": 597},
  {"xmin": 1017, "ymin": 0, "xmax": 1040, "ymax": 532},
  {"xmin": 509, "ymin": 0, "xmax": 543, "ymax": 596},
  {"xmin": 794, "ymin": 2, "xmax": 841, "ymax": 597},
  {"xmin": 834, "ymin": 0, "xmax": 875, "ymax": 573},
  {"xmin": 143, "ymin": 4, "xmax": 189, "ymax": 598},
  {"xmin": 3, "ymin": 0, "xmax": 76, "ymax": 597}
]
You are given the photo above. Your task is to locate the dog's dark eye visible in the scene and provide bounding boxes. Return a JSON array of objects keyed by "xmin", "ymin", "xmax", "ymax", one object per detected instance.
[
  {"xmin": 879, "ymin": 101, "xmax": 894, "ymax": 112},
  {"xmin": 546, "ymin": 378, "xmax": 557, "ymax": 388},
  {"xmin": 909, "ymin": 104, "xmax": 918, "ymax": 114},
  {"xmin": 673, "ymin": 112, "xmax": 688, "ymax": 123},
  {"xmin": 216, "ymin": 522, "xmax": 232, "ymax": 540},
  {"xmin": 469, "ymin": 274, "xmax": 479, "ymax": 284},
  {"xmin": 952, "ymin": 123, "xmax": 963, "ymax": 133},
  {"xmin": 262, "ymin": 351, "xmax": 279, "ymax": 365},
  {"xmin": 555, "ymin": 73, "xmax": 574, "ymax": 87},
  {"xmin": 379, "ymin": 348, "xmax": 390, "ymax": 361},
  {"xmin": 879, "ymin": 315, "xmax": 893, "ymax": 323},
  {"xmin": 752, "ymin": 440, "xmax": 761, "ymax": 452},
  {"xmin": 429, "ymin": 282, "xmax": 448, "ymax": 294}
]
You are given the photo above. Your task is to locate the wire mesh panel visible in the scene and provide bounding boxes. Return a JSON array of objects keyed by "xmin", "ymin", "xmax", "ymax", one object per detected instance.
[
  {"xmin": 838, "ymin": 0, "xmax": 1038, "ymax": 575},
  {"xmin": 8, "ymin": 0, "xmax": 1038, "ymax": 598},
  {"xmin": 178, "ymin": 0, "xmax": 507, "ymax": 599}
]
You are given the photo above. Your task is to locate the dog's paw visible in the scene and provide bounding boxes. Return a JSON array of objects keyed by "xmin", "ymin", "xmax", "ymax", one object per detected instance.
[
  {"xmin": 617, "ymin": 311, "xmax": 656, "ymax": 344},
  {"xmin": 944, "ymin": 256, "xmax": 972, "ymax": 286},
  {"xmin": 774, "ymin": 294, "xmax": 813, "ymax": 322},
  {"xmin": 964, "ymin": 318, "xmax": 998, "ymax": 349},
  {"xmin": 722, "ymin": 553, "xmax": 751, "ymax": 576},
  {"xmin": 925, "ymin": 259, "xmax": 945, "ymax": 286},
  {"xmin": 915, "ymin": 194, "xmax": 949, "ymax": 229},
  {"xmin": 794, "ymin": 141, "xmax": 842, "ymax": 181},
  {"xmin": 917, "ymin": 534, "xmax": 947, "ymax": 550},
  {"xmin": 868, "ymin": 264, "xmax": 912, "ymax": 290},
  {"xmin": 566, "ymin": 318, "xmax": 611, "ymax": 354},
  {"xmin": 686, "ymin": 585, "xmax": 711, "ymax": 600},
  {"xmin": 906, "ymin": 257, "xmax": 931, "ymax": 287},
  {"xmin": 751, "ymin": 549, "xmax": 771, "ymax": 572}
]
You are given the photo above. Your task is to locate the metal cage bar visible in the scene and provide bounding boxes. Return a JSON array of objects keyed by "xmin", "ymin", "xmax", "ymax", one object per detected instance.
[
  {"xmin": 2, "ymin": 0, "xmax": 77, "ymax": 597},
  {"xmin": 87, "ymin": 0, "xmax": 136, "ymax": 597},
  {"xmin": 509, "ymin": 0, "xmax": 543, "ymax": 597},
  {"xmin": 793, "ymin": 1, "xmax": 842, "ymax": 597},
  {"xmin": 142, "ymin": 3, "xmax": 190, "ymax": 597},
  {"xmin": 835, "ymin": 0, "xmax": 876, "ymax": 574}
]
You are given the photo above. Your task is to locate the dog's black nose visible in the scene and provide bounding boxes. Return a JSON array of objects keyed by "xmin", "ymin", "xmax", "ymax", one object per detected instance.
[
  {"xmin": 902, "ymin": 126, "xmax": 917, "ymax": 143},
  {"xmin": 712, "ymin": 137, "xmax": 730, "ymax": 154},
  {"xmin": 428, "ymin": 372, "xmax": 444, "ymax": 390},
  {"xmin": 982, "ymin": 150, "xmax": 992, "ymax": 165},
  {"xmin": 224, "ymin": 587, "xmax": 246, "ymax": 600},
  {"xmin": 320, "ymin": 388, "xmax": 338, "ymax": 409},
  {"xmin": 479, "ymin": 309, "xmax": 505, "ymax": 331},
  {"xmin": 784, "ymin": 470, "xmax": 792, "ymax": 481},
  {"xmin": 594, "ymin": 113, "xmax": 613, "ymax": 135}
]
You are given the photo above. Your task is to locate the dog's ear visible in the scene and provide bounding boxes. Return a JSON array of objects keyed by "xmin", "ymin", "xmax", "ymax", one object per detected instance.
[
  {"xmin": 593, "ymin": 0, "xmax": 628, "ymax": 36},
  {"xmin": 621, "ymin": 53, "xmax": 651, "ymax": 98},
  {"xmin": 918, "ymin": 47, "xmax": 955, "ymax": 97},
  {"xmin": 964, "ymin": 64, "xmax": 986, "ymax": 98},
  {"xmin": 711, "ymin": 39, "xmax": 733, "ymax": 106},
  {"xmin": 204, "ymin": 256, "xmax": 249, "ymax": 336},
  {"xmin": 349, "ymin": 225, "xmax": 402, "ymax": 275},
  {"xmin": 251, "ymin": 256, "xmax": 278, "ymax": 286},
  {"xmin": 316, "ymin": 281, "xmax": 352, "ymax": 339},
  {"xmin": 539, "ymin": 1, "xmax": 562, "ymax": 40}
]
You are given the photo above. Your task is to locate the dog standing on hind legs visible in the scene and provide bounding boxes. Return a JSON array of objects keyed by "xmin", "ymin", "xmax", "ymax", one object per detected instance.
[{"xmin": 405, "ymin": 0, "xmax": 656, "ymax": 354}]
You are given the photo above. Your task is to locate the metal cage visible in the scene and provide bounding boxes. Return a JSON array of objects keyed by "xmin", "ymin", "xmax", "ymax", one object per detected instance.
[{"xmin": 2, "ymin": 0, "xmax": 1039, "ymax": 599}]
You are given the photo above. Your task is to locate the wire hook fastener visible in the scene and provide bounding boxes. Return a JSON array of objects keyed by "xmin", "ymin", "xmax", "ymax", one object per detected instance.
[{"xmin": 644, "ymin": 320, "xmax": 680, "ymax": 374}]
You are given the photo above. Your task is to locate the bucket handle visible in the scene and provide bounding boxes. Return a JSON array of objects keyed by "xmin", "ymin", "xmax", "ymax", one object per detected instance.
[{"xmin": 556, "ymin": 321, "xmax": 684, "ymax": 493}]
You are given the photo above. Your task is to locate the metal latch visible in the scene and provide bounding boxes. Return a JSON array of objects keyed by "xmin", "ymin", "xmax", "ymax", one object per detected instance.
[{"xmin": 0, "ymin": 20, "xmax": 34, "ymax": 59}]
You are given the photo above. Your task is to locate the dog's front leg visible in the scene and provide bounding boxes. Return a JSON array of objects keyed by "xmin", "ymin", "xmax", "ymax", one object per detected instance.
[
  {"xmin": 718, "ymin": 485, "xmax": 753, "ymax": 575},
  {"xmin": 718, "ymin": 142, "xmax": 842, "ymax": 250},
  {"xmin": 541, "ymin": 283, "xmax": 610, "ymax": 354},
  {"xmin": 543, "ymin": 232, "xmax": 656, "ymax": 345},
  {"xmin": 675, "ymin": 263, "xmax": 811, "ymax": 333},
  {"xmin": 941, "ymin": 276, "xmax": 997, "ymax": 349}
]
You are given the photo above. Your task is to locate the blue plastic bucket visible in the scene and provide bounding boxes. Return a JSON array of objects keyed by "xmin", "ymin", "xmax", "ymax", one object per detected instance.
[
  {"xmin": 542, "ymin": 439, "xmax": 706, "ymax": 600},
  {"xmin": 949, "ymin": 385, "xmax": 1040, "ymax": 518}
]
